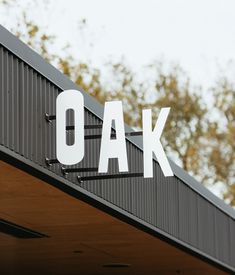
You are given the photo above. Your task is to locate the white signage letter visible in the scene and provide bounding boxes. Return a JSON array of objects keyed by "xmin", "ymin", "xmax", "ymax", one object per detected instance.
[
  {"xmin": 56, "ymin": 89, "xmax": 84, "ymax": 165},
  {"xmin": 98, "ymin": 101, "xmax": 128, "ymax": 173},
  {"xmin": 143, "ymin": 108, "xmax": 173, "ymax": 178}
]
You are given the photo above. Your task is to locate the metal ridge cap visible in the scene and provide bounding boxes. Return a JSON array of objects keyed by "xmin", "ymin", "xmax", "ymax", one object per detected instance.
[{"xmin": 0, "ymin": 24, "xmax": 234, "ymax": 220}]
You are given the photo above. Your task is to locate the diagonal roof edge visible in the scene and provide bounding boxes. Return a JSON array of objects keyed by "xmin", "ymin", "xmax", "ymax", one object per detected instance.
[{"xmin": 0, "ymin": 24, "xmax": 234, "ymax": 220}]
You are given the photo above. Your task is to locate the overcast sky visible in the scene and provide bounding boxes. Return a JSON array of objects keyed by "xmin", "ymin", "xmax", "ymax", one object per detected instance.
[{"xmin": 2, "ymin": 0, "xmax": 235, "ymax": 89}]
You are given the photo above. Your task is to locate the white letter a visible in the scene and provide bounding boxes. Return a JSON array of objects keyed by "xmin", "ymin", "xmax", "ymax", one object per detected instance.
[{"xmin": 98, "ymin": 101, "xmax": 128, "ymax": 173}]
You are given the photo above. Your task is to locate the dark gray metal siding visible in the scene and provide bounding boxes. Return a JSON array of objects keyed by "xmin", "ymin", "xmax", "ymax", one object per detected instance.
[{"xmin": 0, "ymin": 31, "xmax": 235, "ymax": 272}]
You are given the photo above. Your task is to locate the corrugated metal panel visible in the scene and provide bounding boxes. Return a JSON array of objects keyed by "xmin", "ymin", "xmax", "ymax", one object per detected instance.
[
  {"xmin": 214, "ymin": 209, "xmax": 230, "ymax": 265},
  {"xmin": 229, "ymin": 217, "xmax": 235, "ymax": 266},
  {"xmin": 0, "ymin": 43, "xmax": 235, "ymax": 271},
  {"xmin": 197, "ymin": 196, "xmax": 215, "ymax": 255},
  {"xmin": 178, "ymin": 181, "xmax": 198, "ymax": 246},
  {"xmin": 156, "ymin": 175, "xmax": 179, "ymax": 236}
]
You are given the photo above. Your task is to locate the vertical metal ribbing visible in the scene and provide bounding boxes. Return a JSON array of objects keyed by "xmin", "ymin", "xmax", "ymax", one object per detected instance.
[
  {"xmin": 178, "ymin": 182, "xmax": 190, "ymax": 243},
  {"xmin": 9, "ymin": 53, "xmax": 13, "ymax": 150},
  {"xmin": 36, "ymin": 72, "xmax": 42, "ymax": 163},
  {"xmin": 188, "ymin": 189, "xmax": 198, "ymax": 247},
  {"xmin": 214, "ymin": 209, "xmax": 230, "ymax": 264},
  {"xmin": 8, "ymin": 50, "xmax": 11, "ymax": 149},
  {"xmin": 229, "ymin": 218, "xmax": 235, "ymax": 267},
  {"xmin": 19, "ymin": 59, "xmax": 24, "ymax": 156},
  {"xmin": 25, "ymin": 64, "xmax": 29, "ymax": 159},
  {"xmin": 29, "ymin": 67, "xmax": 33, "ymax": 160},
  {"xmin": 3, "ymin": 48, "xmax": 9, "ymax": 148},
  {"xmin": 14, "ymin": 55, "xmax": 20, "ymax": 154},
  {"xmin": 0, "ymin": 46, "xmax": 4, "ymax": 145},
  {"xmin": 50, "ymin": 84, "xmax": 55, "ymax": 174}
]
